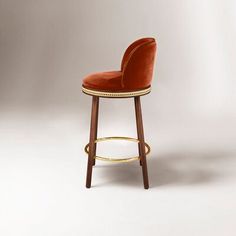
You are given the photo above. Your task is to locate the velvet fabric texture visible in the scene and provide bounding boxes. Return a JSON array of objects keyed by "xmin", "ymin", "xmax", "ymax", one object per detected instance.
[{"xmin": 82, "ymin": 38, "xmax": 157, "ymax": 92}]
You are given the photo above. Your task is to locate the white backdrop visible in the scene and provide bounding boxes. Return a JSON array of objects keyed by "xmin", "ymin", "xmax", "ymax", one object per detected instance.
[{"xmin": 0, "ymin": 1, "xmax": 236, "ymax": 236}]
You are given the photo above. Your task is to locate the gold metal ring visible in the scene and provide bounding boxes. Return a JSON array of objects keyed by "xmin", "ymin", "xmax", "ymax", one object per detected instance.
[
  {"xmin": 82, "ymin": 86, "xmax": 151, "ymax": 98},
  {"xmin": 84, "ymin": 136, "xmax": 151, "ymax": 163}
]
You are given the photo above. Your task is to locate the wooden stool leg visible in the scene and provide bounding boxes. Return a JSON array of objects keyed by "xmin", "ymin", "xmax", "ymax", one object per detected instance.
[
  {"xmin": 135, "ymin": 111, "xmax": 143, "ymax": 167},
  {"xmin": 86, "ymin": 96, "xmax": 99, "ymax": 188},
  {"xmin": 93, "ymin": 97, "xmax": 99, "ymax": 166},
  {"xmin": 134, "ymin": 96, "xmax": 149, "ymax": 189}
]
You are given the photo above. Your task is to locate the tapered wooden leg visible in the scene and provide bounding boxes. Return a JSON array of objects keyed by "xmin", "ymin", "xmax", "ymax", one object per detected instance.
[
  {"xmin": 134, "ymin": 96, "xmax": 149, "ymax": 189},
  {"xmin": 93, "ymin": 98, "xmax": 99, "ymax": 166},
  {"xmin": 86, "ymin": 96, "xmax": 99, "ymax": 188},
  {"xmin": 135, "ymin": 112, "xmax": 143, "ymax": 167},
  {"xmin": 134, "ymin": 96, "xmax": 143, "ymax": 166}
]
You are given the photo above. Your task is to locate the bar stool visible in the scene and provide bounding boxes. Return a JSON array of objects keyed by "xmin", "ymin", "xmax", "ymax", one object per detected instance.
[{"xmin": 82, "ymin": 37, "xmax": 157, "ymax": 189}]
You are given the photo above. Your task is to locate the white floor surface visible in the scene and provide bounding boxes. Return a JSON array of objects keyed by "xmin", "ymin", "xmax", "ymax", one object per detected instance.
[{"xmin": 0, "ymin": 110, "xmax": 235, "ymax": 236}]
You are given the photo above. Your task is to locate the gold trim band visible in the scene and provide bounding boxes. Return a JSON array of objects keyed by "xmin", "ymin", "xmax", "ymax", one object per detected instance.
[
  {"xmin": 84, "ymin": 136, "xmax": 151, "ymax": 163},
  {"xmin": 82, "ymin": 87, "xmax": 151, "ymax": 98}
]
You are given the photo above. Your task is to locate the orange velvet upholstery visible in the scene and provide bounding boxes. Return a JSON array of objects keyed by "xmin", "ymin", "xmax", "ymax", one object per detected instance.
[{"xmin": 82, "ymin": 38, "xmax": 157, "ymax": 92}]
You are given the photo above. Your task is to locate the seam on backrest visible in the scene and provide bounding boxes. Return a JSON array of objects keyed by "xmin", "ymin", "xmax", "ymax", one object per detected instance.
[{"xmin": 121, "ymin": 38, "xmax": 155, "ymax": 70}]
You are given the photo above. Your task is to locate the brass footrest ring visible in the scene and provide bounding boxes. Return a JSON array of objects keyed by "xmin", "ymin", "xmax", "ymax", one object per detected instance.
[{"xmin": 84, "ymin": 136, "xmax": 151, "ymax": 163}]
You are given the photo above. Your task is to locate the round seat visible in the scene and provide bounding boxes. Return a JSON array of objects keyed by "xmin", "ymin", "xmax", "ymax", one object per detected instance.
[{"xmin": 82, "ymin": 38, "xmax": 156, "ymax": 98}]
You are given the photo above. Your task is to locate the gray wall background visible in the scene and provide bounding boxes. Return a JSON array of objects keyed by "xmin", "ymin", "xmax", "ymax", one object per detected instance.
[
  {"xmin": 1, "ymin": 2, "xmax": 236, "ymax": 235},
  {"xmin": 0, "ymin": 0, "xmax": 235, "ymax": 120}
]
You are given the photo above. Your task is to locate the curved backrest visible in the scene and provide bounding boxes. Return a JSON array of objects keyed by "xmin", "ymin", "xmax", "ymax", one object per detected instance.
[
  {"xmin": 121, "ymin": 38, "xmax": 157, "ymax": 90},
  {"xmin": 121, "ymin": 38, "xmax": 154, "ymax": 70}
]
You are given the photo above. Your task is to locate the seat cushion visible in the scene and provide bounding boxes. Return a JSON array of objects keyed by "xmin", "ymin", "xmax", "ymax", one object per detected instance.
[{"xmin": 82, "ymin": 71, "xmax": 123, "ymax": 92}]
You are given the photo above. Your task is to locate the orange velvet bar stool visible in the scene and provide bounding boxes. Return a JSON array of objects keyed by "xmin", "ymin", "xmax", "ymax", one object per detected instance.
[{"xmin": 82, "ymin": 37, "xmax": 157, "ymax": 189}]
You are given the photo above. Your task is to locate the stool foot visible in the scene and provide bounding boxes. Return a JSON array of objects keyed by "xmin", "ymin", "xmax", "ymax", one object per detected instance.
[
  {"xmin": 135, "ymin": 96, "xmax": 149, "ymax": 189},
  {"xmin": 86, "ymin": 96, "xmax": 99, "ymax": 188}
]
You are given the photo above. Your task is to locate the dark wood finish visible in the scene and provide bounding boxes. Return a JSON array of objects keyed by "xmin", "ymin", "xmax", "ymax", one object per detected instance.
[
  {"xmin": 86, "ymin": 96, "xmax": 99, "ymax": 188},
  {"xmin": 134, "ymin": 96, "xmax": 149, "ymax": 189},
  {"xmin": 86, "ymin": 95, "xmax": 149, "ymax": 189},
  {"xmin": 93, "ymin": 97, "xmax": 99, "ymax": 166},
  {"xmin": 136, "ymin": 115, "xmax": 143, "ymax": 167}
]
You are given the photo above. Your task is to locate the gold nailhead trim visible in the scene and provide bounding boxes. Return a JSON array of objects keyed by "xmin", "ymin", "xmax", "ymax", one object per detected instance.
[{"xmin": 82, "ymin": 87, "xmax": 151, "ymax": 98}]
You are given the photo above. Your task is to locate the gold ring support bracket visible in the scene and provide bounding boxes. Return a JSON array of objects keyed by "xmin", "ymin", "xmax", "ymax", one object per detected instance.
[{"xmin": 84, "ymin": 136, "xmax": 151, "ymax": 163}]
